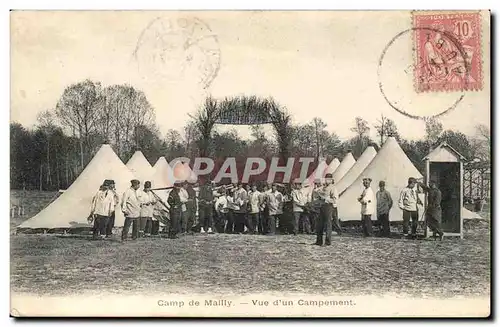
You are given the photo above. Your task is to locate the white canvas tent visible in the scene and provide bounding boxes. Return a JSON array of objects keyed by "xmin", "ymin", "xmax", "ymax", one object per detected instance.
[
  {"xmin": 338, "ymin": 137, "xmax": 423, "ymax": 221},
  {"xmin": 149, "ymin": 157, "xmax": 176, "ymax": 226},
  {"xmin": 18, "ymin": 144, "xmax": 136, "ymax": 229},
  {"xmin": 150, "ymin": 157, "xmax": 175, "ymax": 189},
  {"xmin": 335, "ymin": 146, "xmax": 377, "ymax": 195},
  {"xmin": 126, "ymin": 151, "xmax": 154, "ymax": 183},
  {"xmin": 325, "ymin": 158, "xmax": 340, "ymax": 175},
  {"xmin": 462, "ymin": 207, "xmax": 483, "ymax": 219},
  {"xmin": 332, "ymin": 152, "xmax": 356, "ymax": 183}
]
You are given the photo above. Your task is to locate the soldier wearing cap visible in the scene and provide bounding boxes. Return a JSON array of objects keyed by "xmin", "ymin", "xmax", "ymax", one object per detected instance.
[
  {"xmin": 313, "ymin": 173, "xmax": 340, "ymax": 246},
  {"xmin": 259, "ymin": 184, "xmax": 272, "ymax": 234},
  {"xmin": 308, "ymin": 178, "xmax": 324, "ymax": 233},
  {"xmin": 105, "ymin": 180, "xmax": 119, "ymax": 237},
  {"xmin": 358, "ymin": 177, "xmax": 375, "ymax": 237},
  {"xmin": 89, "ymin": 180, "xmax": 115, "ymax": 240},
  {"xmin": 376, "ymin": 180, "xmax": 393, "ymax": 237},
  {"xmin": 248, "ymin": 184, "xmax": 262, "ymax": 234},
  {"xmin": 184, "ymin": 181, "xmax": 197, "ymax": 234},
  {"xmin": 233, "ymin": 182, "xmax": 251, "ymax": 234},
  {"xmin": 267, "ymin": 183, "xmax": 283, "ymax": 235},
  {"xmin": 89, "ymin": 183, "xmax": 104, "ymax": 234},
  {"xmin": 398, "ymin": 177, "xmax": 423, "ymax": 238},
  {"xmin": 121, "ymin": 179, "xmax": 142, "ymax": 241},
  {"xmin": 167, "ymin": 182, "xmax": 183, "ymax": 239},
  {"xmin": 292, "ymin": 181, "xmax": 309, "ymax": 235},
  {"xmin": 418, "ymin": 179, "xmax": 444, "ymax": 241},
  {"xmin": 139, "ymin": 181, "xmax": 157, "ymax": 237},
  {"xmin": 199, "ymin": 178, "xmax": 215, "ymax": 234}
]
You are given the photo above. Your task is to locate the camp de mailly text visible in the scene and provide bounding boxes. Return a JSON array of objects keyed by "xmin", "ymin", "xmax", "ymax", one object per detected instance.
[{"xmin": 157, "ymin": 298, "xmax": 355, "ymax": 308}]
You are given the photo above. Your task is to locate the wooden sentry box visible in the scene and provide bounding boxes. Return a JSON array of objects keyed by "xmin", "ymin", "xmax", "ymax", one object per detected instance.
[{"xmin": 422, "ymin": 142, "xmax": 465, "ymax": 239}]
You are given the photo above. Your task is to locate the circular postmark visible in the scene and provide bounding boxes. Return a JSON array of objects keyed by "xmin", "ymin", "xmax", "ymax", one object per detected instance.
[
  {"xmin": 378, "ymin": 27, "xmax": 471, "ymax": 120},
  {"xmin": 133, "ymin": 16, "xmax": 221, "ymax": 90}
]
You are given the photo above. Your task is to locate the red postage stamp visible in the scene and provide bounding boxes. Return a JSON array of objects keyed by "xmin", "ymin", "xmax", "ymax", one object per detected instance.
[{"xmin": 413, "ymin": 11, "xmax": 482, "ymax": 93}]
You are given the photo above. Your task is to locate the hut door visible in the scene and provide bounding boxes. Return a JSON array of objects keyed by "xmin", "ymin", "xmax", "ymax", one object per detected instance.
[{"xmin": 431, "ymin": 162, "xmax": 460, "ymax": 233}]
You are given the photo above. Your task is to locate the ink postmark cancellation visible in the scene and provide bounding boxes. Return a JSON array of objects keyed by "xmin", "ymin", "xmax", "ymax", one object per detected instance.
[
  {"xmin": 413, "ymin": 11, "xmax": 483, "ymax": 93},
  {"xmin": 133, "ymin": 16, "xmax": 221, "ymax": 90}
]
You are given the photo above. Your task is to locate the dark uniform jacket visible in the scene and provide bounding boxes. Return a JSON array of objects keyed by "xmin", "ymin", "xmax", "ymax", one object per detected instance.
[
  {"xmin": 168, "ymin": 189, "xmax": 182, "ymax": 212},
  {"xmin": 199, "ymin": 184, "xmax": 214, "ymax": 206},
  {"xmin": 426, "ymin": 188, "xmax": 442, "ymax": 221},
  {"xmin": 421, "ymin": 185, "xmax": 442, "ymax": 221},
  {"xmin": 186, "ymin": 186, "xmax": 197, "ymax": 209}
]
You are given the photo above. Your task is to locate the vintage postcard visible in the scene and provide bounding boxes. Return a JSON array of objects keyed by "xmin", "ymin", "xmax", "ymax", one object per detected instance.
[{"xmin": 10, "ymin": 10, "xmax": 491, "ymax": 317}]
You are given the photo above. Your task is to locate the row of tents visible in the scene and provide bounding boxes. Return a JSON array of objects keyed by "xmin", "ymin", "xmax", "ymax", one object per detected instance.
[{"xmin": 18, "ymin": 137, "xmax": 480, "ymax": 231}]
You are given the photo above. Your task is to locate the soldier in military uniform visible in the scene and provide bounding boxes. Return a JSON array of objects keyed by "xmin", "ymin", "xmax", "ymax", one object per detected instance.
[
  {"xmin": 313, "ymin": 173, "xmax": 340, "ymax": 246},
  {"xmin": 199, "ymin": 179, "xmax": 215, "ymax": 234},
  {"xmin": 307, "ymin": 179, "xmax": 323, "ymax": 234},
  {"xmin": 418, "ymin": 180, "xmax": 444, "ymax": 241},
  {"xmin": 184, "ymin": 182, "xmax": 197, "ymax": 234},
  {"xmin": 167, "ymin": 182, "xmax": 183, "ymax": 239}
]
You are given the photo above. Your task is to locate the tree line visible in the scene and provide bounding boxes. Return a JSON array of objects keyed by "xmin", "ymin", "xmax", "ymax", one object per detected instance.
[{"xmin": 10, "ymin": 80, "xmax": 491, "ymax": 191}]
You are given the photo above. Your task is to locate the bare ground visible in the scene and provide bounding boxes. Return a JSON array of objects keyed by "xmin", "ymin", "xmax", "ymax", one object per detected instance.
[{"xmin": 11, "ymin": 223, "xmax": 490, "ymax": 298}]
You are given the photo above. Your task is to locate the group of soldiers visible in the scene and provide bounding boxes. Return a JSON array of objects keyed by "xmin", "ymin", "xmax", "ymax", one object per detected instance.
[
  {"xmin": 89, "ymin": 173, "xmax": 445, "ymax": 244},
  {"xmin": 88, "ymin": 179, "xmax": 161, "ymax": 240}
]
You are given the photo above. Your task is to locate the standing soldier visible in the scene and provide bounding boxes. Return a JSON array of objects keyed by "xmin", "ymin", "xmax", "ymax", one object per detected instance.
[
  {"xmin": 398, "ymin": 177, "xmax": 422, "ymax": 238},
  {"xmin": 225, "ymin": 187, "xmax": 237, "ymax": 234},
  {"xmin": 184, "ymin": 182, "xmax": 197, "ymax": 234},
  {"xmin": 376, "ymin": 180, "xmax": 393, "ymax": 237},
  {"xmin": 276, "ymin": 184, "xmax": 286, "ymax": 233},
  {"xmin": 105, "ymin": 180, "xmax": 119, "ymax": 238},
  {"xmin": 418, "ymin": 180, "xmax": 444, "ymax": 241},
  {"xmin": 267, "ymin": 184, "xmax": 283, "ymax": 235},
  {"xmin": 313, "ymin": 173, "xmax": 340, "ymax": 246},
  {"xmin": 308, "ymin": 179, "xmax": 323, "ymax": 233},
  {"xmin": 121, "ymin": 180, "xmax": 142, "ymax": 241},
  {"xmin": 215, "ymin": 187, "xmax": 230, "ymax": 232},
  {"xmin": 89, "ymin": 180, "xmax": 115, "ymax": 240},
  {"xmin": 179, "ymin": 183, "xmax": 189, "ymax": 234},
  {"xmin": 329, "ymin": 177, "xmax": 342, "ymax": 237},
  {"xmin": 291, "ymin": 182, "xmax": 308, "ymax": 235},
  {"xmin": 248, "ymin": 184, "xmax": 261, "ymax": 234},
  {"xmin": 199, "ymin": 179, "xmax": 215, "ymax": 234},
  {"xmin": 358, "ymin": 177, "xmax": 375, "ymax": 237},
  {"xmin": 139, "ymin": 181, "xmax": 156, "ymax": 237},
  {"xmin": 234, "ymin": 183, "xmax": 251, "ymax": 234},
  {"xmin": 89, "ymin": 184, "xmax": 105, "ymax": 237},
  {"xmin": 167, "ymin": 182, "xmax": 183, "ymax": 239},
  {"xmin": 259, "ymin": 184, "xmax": 271, "ymax": 235},
  {"xmin": 211, "ymin": 184, "xmax": 223, "ymax": 233},
  {"xmin": 281, "ymin": 184, "xmax": 294, "ymax": 234}
]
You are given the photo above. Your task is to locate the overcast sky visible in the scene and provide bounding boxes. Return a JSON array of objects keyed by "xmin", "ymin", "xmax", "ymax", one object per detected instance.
[{"xmin": 10, "ymin": 11, "xmax": 490, "ymax": 142}]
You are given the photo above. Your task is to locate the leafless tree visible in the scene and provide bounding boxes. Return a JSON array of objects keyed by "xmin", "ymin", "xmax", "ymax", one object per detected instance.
[
  {"xmin": 166, "ymin": 129, "xmax": 183, "ymax": 148},
  {"xmin": 350, "ymin": 117, "xmax": 370, "ymax": 155},
  {"xmin": 424, "ymin": 117, "xmax": 443, "ymax": 146},
  {"xmin": 183, "ymin": 120, "xmax": 201, "ymax": 157},
  {"xmin": 103, "ymin": 84, "xmax": 156, "ymax": 158},
  {"xmin": 55, "ymin": 79, "xmax": 103, "ymax": 169},
  {"xmin": 476, "ymin": 124, "xmax": 490, "ymax": 144},
  {"xmin": 374, "ymin": 114, "xmax": 399, "ymax": 144},
  {"xmin": 192, "ymin": 96, "xmax": 220, "ymax": 157},
  {"xmin": 36, "ymin": 110, "xmax": 57, "ymax": 189},
  {"xmin": 350, "ymin": 117, "xmax": 370, "ymax": 138},
  {"xmin": 312, "ymin": 117, "xmax": 327, "ymax": 158}
]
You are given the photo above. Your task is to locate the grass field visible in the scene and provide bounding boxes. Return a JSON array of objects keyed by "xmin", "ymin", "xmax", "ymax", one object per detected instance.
[
  {"xmin": 10, "ymin": 190, "xmax": 491, "ymax": 299},
  {"xmin": 11, "ymin": 222, "xmax": 490, "ymax": 298}
]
